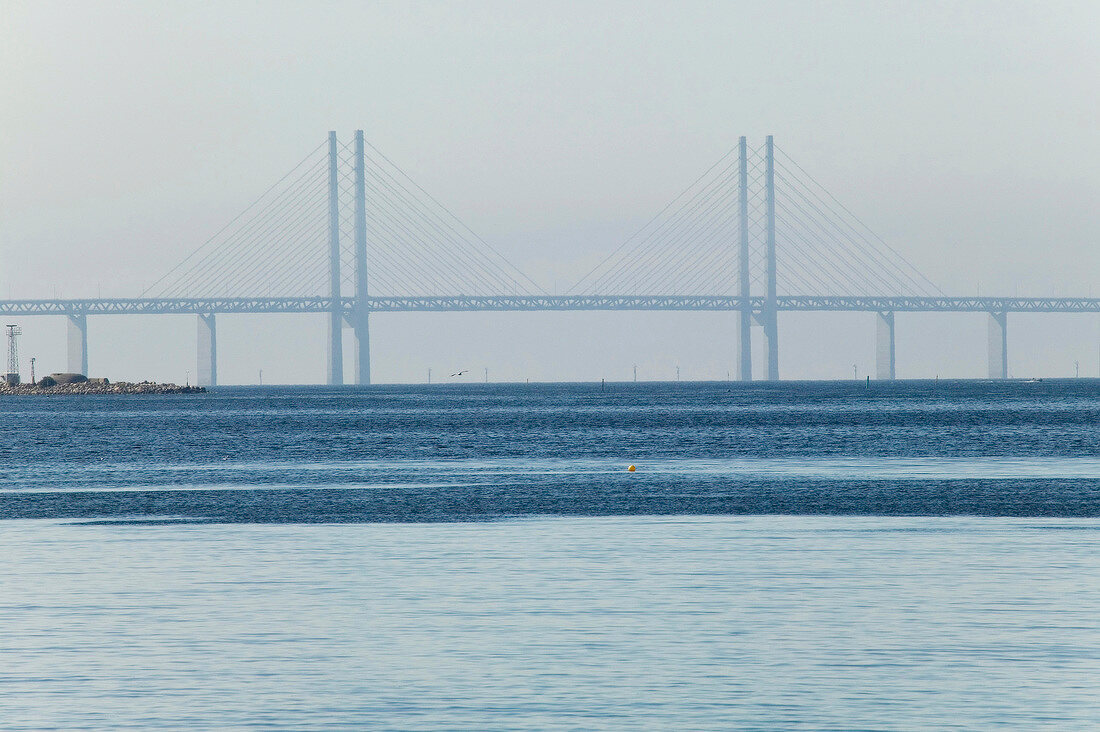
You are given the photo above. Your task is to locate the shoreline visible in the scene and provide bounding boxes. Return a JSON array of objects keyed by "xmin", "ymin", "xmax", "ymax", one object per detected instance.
[{"xmin": 0, "ymin": 381, "xmax": 206, "ymax": 395}]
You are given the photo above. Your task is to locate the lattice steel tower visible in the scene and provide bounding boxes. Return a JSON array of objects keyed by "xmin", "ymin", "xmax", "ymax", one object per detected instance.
[{"xmin": 5, "ymin": 324, "xmax": 21, "ymax": 386}]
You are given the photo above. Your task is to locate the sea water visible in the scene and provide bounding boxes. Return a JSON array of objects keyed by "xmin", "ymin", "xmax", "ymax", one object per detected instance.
[{"xmin": 1, "ymin": 381, "xmax": 1098, "ymax": 729}]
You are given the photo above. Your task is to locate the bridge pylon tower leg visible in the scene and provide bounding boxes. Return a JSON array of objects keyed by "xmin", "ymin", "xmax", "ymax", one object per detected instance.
[
  {"xmin": 876, "ymin": 311, "xmax": 895, "ymax": 380},
  {"xmin": 197, "ymin": 313, "xmax": 217, "ymax": 387},
  {"xmin": 66, "ymin": 313, "xmax": 88, "ymax": 376},
  {"xmin": 737, "ymin": 136, "xmax": 752, "ymax": 381},
  {"xmin": 764, "ymin": 135, "xmax": 779, "ymax": 381},
  {"xmin": 988, "ymin": 311, "xmax": 1008, "ymax": 379},
  {"xmin": 352, "ymin": 130, "xmax": 371, "ymax": 385},
  {"xmin": 326, "ymin": 131, "xmax": 344, "ymax": 385}
]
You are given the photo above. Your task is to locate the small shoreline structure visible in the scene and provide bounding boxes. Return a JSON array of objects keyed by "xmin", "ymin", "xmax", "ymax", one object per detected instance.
[{"xmin": 0, "ymin": 373, "xmax": 205, "ymax": 395}]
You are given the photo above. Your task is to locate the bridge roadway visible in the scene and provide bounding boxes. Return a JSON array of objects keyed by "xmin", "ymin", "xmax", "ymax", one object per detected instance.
[
  {"xmin": 5, "ymin": 294, "xmax": 1100, "ymax": 315},
  {"xmin": 2, "ymin": 294, "xmax": 1091, "ymax": 385}
]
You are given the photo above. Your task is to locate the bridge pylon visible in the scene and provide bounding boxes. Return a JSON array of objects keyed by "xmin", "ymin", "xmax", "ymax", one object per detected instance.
[
  {"xmin": 326, "ymin": 131, "xmax": 344, "ymax": 385},
  {"xmin": 737, "ymin": 136, "xmax": 752, "ymax": 381},
  {"xmin": 763, "ymin": 135, "xmax": 779, "ymax": 381},
  {"xmin": 351, "ymin": 130, "xmax": 371, "ymax": 385}
]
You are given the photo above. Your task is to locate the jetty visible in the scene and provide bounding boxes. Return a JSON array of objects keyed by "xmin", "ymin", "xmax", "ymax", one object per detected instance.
[{"xmin": 0, "ymin": 374, "xmax": 205, "ymax": 395}]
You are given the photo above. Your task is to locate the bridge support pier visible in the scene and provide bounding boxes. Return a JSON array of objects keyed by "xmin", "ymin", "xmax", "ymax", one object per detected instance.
[
  {"xmin": 876, "ymin": 311, "xmax": 895, "ymax": 380},
  {"xmin": 66, "ymin": 314, "xmax": 88, "ymax": 376},
  {"xmin": 988, "ymin": 311, "xmax": 1007, "ymax": 379},
  {"xmin": 197, "ymin": 313, "xmax": 216, "ymax": 387},
  {"xmin": 735, "ymin": 315, "xmax": 751, "ymax": 381},
  {"xmin": 762, "ymin": 316, "xmax": 779, "ymax": 381},
  {"xmin": 350, "ymin": 312, "xmax": 370, "ymax": 385},
  {"xmin": 326, "ymin": 314, "xmax": 343, "ymax": 385}
]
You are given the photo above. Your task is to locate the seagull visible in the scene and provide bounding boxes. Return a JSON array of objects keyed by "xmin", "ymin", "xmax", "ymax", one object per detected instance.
[{"xmin": 450, "ymin": 370, "xmax": 468, "ymax": 377}]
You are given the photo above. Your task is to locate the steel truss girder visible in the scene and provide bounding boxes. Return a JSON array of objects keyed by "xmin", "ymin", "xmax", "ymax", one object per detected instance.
[
  {"xmin": 363, "ymin": 295, "xmax": 1100, "ymax": 314},
  {"xmin": 0, "ymin": 297, "xmax": 335, "ymax": 316},
  {"xmin": 5, "ymin": 295, "xmax": 1100, "ymax": 316}
]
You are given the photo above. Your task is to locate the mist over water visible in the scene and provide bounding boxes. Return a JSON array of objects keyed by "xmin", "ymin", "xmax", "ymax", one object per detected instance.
[{"xmin": 5, "ymin": 3, "xmax": 1100, "ymax": 383}]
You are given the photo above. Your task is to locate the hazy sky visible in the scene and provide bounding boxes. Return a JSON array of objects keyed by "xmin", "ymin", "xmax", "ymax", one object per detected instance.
[{"xmin": 2, "ymin": 1, "xmax": 1098, "ymax": 383}]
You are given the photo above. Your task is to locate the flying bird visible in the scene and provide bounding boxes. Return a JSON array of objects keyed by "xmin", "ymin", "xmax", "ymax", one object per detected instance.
[{"xmin": 450, "ymin": 370, "xmax": 468, "ymax": 377}]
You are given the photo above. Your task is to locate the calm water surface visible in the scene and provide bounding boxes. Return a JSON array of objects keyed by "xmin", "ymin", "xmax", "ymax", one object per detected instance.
[{"xmin": 1, "ymin": 381, "xmax": 1099, "ymax": 729}]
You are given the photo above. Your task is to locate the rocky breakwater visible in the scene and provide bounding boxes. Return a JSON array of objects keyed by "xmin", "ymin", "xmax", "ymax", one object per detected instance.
[{"xmin": 0, "ymin": 373, "xmax": 206, "ymax": 395}]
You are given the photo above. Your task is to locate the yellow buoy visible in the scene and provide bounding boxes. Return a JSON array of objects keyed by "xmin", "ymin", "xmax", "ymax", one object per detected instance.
[{"xmin": 627, "ymin": 465, "xmax": 636, "ymax": 472}]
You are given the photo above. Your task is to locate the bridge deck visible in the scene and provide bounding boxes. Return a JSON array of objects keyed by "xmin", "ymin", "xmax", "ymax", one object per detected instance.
[{"xmin": 3, "ymin": 295, "xmax": 1100, "ymax": 316}]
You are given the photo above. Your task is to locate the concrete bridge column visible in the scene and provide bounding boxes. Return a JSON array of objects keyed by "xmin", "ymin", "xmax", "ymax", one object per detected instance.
[
  {"xmin": 352, "ymin": 130, "xmax": 371, "ymax": 386},
  {"xmin": 737, "ymin": 136, "xmax": 752, "ymax": 382},
  {"xmin": 66, "ymin": 314, "xmax": 88, "ymax": 376},
  {"xmin": 326, "ymin": 313, "xmax": 343, "ymax": 385},
  {"xmin": 764, "ymin": 134, "xmax": 778, "ymax": 381},
  {"xmin": 763, "ymin": 315, "xmax": 779, "ymax": 381},
  {"xmin": 736, "ymin": 312, "xmax": 751, "ymax": 381},
  {"xmin": 197, "ymin": 313, "xmax": 216, "ymax": 387},
  {"xmin": 876, "ymin": 311, "xmax": 895, "ymax": 380},
  {"xmin": 350, "ymin": 310, "xmax": 370, "ymax": 385},
  {"xmin": 326, "ymin": 131, "xmax": 344, "ymax": 385},
  {"xmin": 988, "ymin": 311, "xmax": 1007, "ymax": 379}
]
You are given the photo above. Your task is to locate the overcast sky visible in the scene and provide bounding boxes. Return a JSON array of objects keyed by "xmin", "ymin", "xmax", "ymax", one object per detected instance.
[{"xmin": 1, "ymin": 1, "xmax": 1098, "ymax": 383}]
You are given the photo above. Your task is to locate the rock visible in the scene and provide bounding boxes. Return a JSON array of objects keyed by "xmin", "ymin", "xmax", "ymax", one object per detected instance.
[
  {"xmin": 49, "ymin": 373, "xmax": 88, "ymax": 384},
  {"xmin": 0, "ymin": 379, "xmax": 205, "ymax": 396}
]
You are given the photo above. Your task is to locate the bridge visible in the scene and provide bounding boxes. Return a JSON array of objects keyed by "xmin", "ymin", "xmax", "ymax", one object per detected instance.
[{"xmin": 4, "ymin": 132, "xmax": 1087, "ymax": 384}]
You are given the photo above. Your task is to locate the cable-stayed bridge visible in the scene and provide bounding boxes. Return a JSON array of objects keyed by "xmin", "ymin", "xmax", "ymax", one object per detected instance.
[{"xmin": 4, "ymin": 131, "xmax": 1093, "ymax": 384}]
